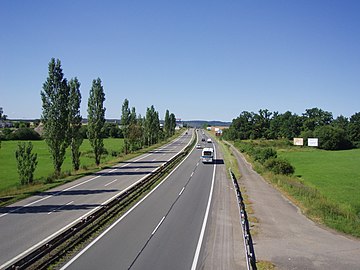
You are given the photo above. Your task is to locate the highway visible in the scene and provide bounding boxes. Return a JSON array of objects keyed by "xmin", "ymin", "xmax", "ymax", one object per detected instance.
[
  {"xmin": 61, "ymin": 131, "xmax": 217, "ymax": 270},
  {"xmin": 0, "ymin": 131, "xmax": 192, "ymax": 269}
]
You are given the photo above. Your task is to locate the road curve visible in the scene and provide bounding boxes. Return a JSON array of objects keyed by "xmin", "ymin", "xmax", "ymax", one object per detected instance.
[{"xmin": 0, "ymin": 131, "xmax": 192, "ymax": 269}]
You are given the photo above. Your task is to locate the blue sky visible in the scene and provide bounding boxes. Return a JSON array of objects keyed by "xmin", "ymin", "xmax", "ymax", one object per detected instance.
[{"xmin": 1, "ymin": 0, "xmax": 359, "ymax": 122}]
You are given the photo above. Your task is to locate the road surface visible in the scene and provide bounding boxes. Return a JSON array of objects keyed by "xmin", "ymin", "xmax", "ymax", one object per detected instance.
[
  {"xmin": 61, "ymin": 130, "xmax": 246, "ymax": 270},
  {"xmin": 0, "ymin": 131, "xmax": 192, "ymax": 269}
]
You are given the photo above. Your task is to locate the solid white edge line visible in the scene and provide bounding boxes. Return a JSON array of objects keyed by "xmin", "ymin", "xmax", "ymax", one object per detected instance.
[
  {"xmin": 59, "ymin": 131, "xmax": 195, "ymax": 270},
  {"xmin": 191, "ymin": 145, "xmax": 216, "ymax": 270}
]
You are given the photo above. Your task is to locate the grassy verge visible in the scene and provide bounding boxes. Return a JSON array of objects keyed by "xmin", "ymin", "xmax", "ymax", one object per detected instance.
[
  {"xmin": 233, "ymin": 140, "xmax": 360, "ymax": 238},
  {"xmin": 257, "ymin": 260, "xmax": 276, "ymax": 270},
  {"xmin": 0, "ymin": 131, "xmax": 183, "ymax": 206}
]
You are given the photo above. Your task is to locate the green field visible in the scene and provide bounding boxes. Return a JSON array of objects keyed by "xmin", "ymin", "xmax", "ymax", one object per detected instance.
[
  {"xmin": 279, "ymin": 148, "xmax": 360, "ymax": 214},
  {"xmin": 0, "ymin": 139, "xmax": 124, "ymax": 191}
]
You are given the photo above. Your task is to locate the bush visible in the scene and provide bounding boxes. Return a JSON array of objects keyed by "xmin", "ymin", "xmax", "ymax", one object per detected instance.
[
  {"xmin": 254, "ymin": 147, "xmax": 277, "ymax": 163},
  {"xmin": 15, "ymin": 142, "xmax": 38, "ymax": 185},
  {"xmin": 9, "ymin": 128, "xmax": 41, "ymax": 140},
  {"xmin": 264, "ymin": 158, "xmax": 295, "ymax": 175}
]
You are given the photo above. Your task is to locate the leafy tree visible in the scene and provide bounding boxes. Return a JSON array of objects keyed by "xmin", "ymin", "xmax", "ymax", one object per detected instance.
[
  {"xmin": 348, "ymin": 112, "xmax": 360, "ymax": 146},
  {"xmin": 164, "ymin": 109, "xmax": 170, "ymax": 137},
  {"xmin": 87, "ymin": 78, "xmax": 106, "ymax": 166},
  {"xmin": 270, "ymin": 111, "xmax": 302, "ymax": 139},
  {"xmin": 145, "ymin": 105, "xmax": 160, "ymax": 146},
  {"xmin": 0, "ymin": 107, "xmax": 7, "ymax": 120},
  {"xmin": 169, "ymin": 113, "xmax": 176, "ymax": 136},
  {"xmin": 332, "ymin": 115, "xmax": 349, "ymax": 131},
  {"xmin": 41, "ymin": 58, "xmax": 70, "ymax": 177},
  {"xmin": 121, "ymin": 99, "xmax": 131, "ymax": 154},
  {"xmin": 68, "ymin": 77, "xmax": 83, "ymax": 170},
  {"xmin": 128, "ymin": 107, "xmax": 143, "ymax": 151},
  {"xmin": 15, "ymin": 142, "xmax": 38, "ymax": 185},
  {"xmin": 302, "ymin": 107, "xmax": 333, "ymax": 131},
  {"xmin": 314, "ymin": 125, "xmax": 352, "ymax": 150},
  {"xmin": 253, "ymin": 109, "xmax": 272, "ymax": 139}
]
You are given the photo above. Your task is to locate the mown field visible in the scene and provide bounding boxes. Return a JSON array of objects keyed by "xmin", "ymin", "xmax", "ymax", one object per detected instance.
[
  {"xmin": 0, "ymin": 139, "xmax": 124, "ymax": 191},
  {"xmin": 278, "ymin": 148, "xmax": 360, "ymax": 219}
]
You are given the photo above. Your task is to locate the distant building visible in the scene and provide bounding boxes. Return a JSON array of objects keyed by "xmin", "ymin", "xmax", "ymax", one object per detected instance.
[{"xmin": 0, "ymin": 120, "xmax": 13, "ymax": 128}]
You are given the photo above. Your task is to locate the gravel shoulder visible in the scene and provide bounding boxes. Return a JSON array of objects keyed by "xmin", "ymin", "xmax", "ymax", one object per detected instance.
[{"xmin": 229, "ymin": 143, "xmax": 360, "ymax": 270}]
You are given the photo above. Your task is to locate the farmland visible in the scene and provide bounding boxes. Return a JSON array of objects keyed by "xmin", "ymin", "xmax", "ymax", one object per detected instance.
[
  {"xmin": 278, "ymin": 148, "xmax": 360, "ymax": 218},
  {"xmin": 0, "ymin": 139, "xmax": 124, "ymax": 191}
]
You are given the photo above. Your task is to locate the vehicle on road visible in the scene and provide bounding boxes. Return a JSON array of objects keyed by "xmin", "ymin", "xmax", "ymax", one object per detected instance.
[
  {"xmin": 207, "ymin": 138, "xmax": 212, "ymax": 143},
  {"xmin": 201, "ymin": 138, "xmax": 205, "ymax": 142},
  {"xmin": 201, "ymin": 147, "xmax": 214, "ymax": 163},
  {"xmin": 196, "ymin": 144, "xmax": 202, "ymax": 149}
]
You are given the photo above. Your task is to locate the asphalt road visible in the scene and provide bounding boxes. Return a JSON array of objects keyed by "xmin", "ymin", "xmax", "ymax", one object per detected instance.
[
  {"xmin": 230, "ymin": 143, "xmax": 360, "ymax": 270},
  {"xmin": 61, "ymin": 131, "xmax": 217, "ymax": 270},
  {"xmin": 0, "ymin": 131, "xmax": 192, "ymax": 269}
]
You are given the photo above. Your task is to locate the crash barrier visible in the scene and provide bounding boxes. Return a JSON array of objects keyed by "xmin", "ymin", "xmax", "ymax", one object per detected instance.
[
  {"xmin": 7, "ymin": 133, "xmax": 196, "ymax": 270},
  {"xmin": 229, "ymin": 169, "xmax": 257, "ymax": 270}
]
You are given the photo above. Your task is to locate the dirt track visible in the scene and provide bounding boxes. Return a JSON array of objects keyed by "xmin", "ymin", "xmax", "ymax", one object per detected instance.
[{"xmin": 230, "ymin": 144, "xmax": 360, "ymax": 270}]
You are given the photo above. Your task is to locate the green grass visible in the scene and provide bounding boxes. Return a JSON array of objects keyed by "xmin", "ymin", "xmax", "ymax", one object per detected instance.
[
  {"xmin": 0, "ymin": 139, "xmax": 124, "ymax": 191},
  {"xmin": 278, "ymin": 148, "xmax": 360, "ymax": 221}
]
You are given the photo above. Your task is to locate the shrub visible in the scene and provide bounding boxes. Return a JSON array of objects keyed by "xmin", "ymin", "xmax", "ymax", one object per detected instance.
[
  {"xmin": 10, "ymin": 128, "xmax": 41, "ymax": 140},
  {"xmin": 254, "ymin": 147, "xmax": 277, "ymax": 163},
  {"xmin": 264, "ymin": 158, "xmax": 295, "ymax": 175},
  {"xmin": 15, "ymin": 142, "xmax": 38, "ymax": 185}
]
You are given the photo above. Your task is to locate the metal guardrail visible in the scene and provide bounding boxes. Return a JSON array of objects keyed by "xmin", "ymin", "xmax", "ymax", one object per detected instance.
[
  {"xmin": 229, "ymin": 169, "xmax": 257, "ymax": 270},
  {"xmin": 7, "ymin": 133, "xmax": 196, "ymax": 270}
]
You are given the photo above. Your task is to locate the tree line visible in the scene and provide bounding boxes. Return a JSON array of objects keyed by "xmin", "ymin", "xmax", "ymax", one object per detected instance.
[
  {"xmin": 3, "ymin": 58, "xmax": 177, "ymax": 185},
  {"xmin": 223, "ymin": 108, "xmax": 360, "ymax": 150}
]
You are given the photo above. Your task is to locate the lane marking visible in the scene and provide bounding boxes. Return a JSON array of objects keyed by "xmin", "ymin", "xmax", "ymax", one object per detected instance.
[
  {"xmin": 134, "ymin": 168, "xmax": 140, "ymax": 171},
  {"xmin": 179, "ymin": 187, "xmax": 185, "ymax": 196},
  {"xmin": 152, "ymin": 216, "xmax": 165, "ymax": 235},
  {"xmin": 47, "ymin": 201, "xmax": 74, "ymax": 215},
  {"xmin": 0, "ymin": 175, "xmax": 101, "ymax": 218},
  {"xmin": 60, "ymin": 132, "xmax": 196, "ymax": 270},
  {"xmin": 109, "ymin": 168, "xmax": 117, "ymax": 173},
  {"xmin": 104, "ymin": 179, "xmax": 118, "ymax": 187},
  {"xmin": 0, "ymin": 131, "xmax": 194, "ymax": 269},
  {"xmin": 190, "ymin": 171, "xmax": 194, "ymax": 177},
  {"xmin": 191, "ymin": 144, "xmax": 217, "ymax": 270}
]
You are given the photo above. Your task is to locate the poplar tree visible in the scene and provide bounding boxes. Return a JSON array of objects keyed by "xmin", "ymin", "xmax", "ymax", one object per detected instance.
[
  {"xmin": 87, "ymin": 78, "xmax": 106, "ymax": 166},
  {"xmin": 41, "ymin": 58, "xmax": 70, "ymax": 177},
  {"xmin": 164, "ymin": 109, "xmax": 170, "ymax": 137},
  {"xmin": 170, "ymin": 113, "xmax": 176, "ymax": 136},
  {"xmin": 68, "ymin": 77, "xmax": 83, "ymax": 170},
  {"xmin": 121, "ymin": 99, "xmax": 131, "ymax": 154},
  {"xmin": 145, "ymin": 105, "xmax": 160, "ymax": 145}
]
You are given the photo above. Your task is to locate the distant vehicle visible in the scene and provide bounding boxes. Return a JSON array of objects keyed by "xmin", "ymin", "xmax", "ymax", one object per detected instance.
[
  {"xmin": 196, "ymin": 144, "xmax": 202, "ymax": 149},
  {"xmin": 201, "ymin": 138, "xmax": 205, "ymax": 142},
  {"xmin": 201, "ymin": 147, "xmax": 214, "ymax": 163},
  {"xmin": 207, "ymin": 138, "xmax": 212, "ymax": 143}
]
